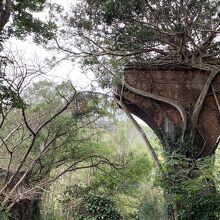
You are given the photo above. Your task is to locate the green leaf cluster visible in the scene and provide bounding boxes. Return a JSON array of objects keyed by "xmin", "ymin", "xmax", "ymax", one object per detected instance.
[
  {"xmin": 80, "ymin": 194, "xmax": 122, "ymax": 220},
  {"xmin": 1, "ymin": 0, "xmax": 60, "ymax": 44}
]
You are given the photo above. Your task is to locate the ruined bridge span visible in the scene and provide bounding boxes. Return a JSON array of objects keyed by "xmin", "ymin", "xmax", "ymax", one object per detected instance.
[{"xmin": 115, "ymin": 63, "xmax": 220, "ymax": 157}]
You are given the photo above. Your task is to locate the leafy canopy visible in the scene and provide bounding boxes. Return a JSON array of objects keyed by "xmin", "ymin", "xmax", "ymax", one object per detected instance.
[
  {"xmin": 63, "ymin": 0, "xmax": 220, "ymax": 64},
  {"xmin": 1, "ymin": 0, "xmax": 60, "ymax": 43}
]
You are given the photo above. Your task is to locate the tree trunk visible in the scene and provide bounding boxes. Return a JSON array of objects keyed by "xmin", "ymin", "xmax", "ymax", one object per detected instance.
[
  {"xmin": 115, "ymin": 63, "xmax": 220, "ymax": 219},
  {"xmin": 8, "ymin": 199, "xmax": 41, "ymax": 220},
  {"xmin": 0, "ymin": 170, "xmax": 42, "ymax": 220}
]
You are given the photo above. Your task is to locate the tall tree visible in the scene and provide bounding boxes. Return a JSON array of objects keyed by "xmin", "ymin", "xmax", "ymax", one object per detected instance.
[
  {"xmin": 0, "ymin": 0, "xmax": 59, "ymax": 125},
  {"xmin": 57, "ymin": 0, "xmax": 220, "ymax": 77},
  {"xmin": 56, "ymin": 0, "xmax": 220, "ymax": 219},
  {"xmin": 0, "ymin": 0, "xmax": 58, "ymax": 42},
  {"xmin": 0, "ymin": 55, "xmax": 119, "ymax": 219}
]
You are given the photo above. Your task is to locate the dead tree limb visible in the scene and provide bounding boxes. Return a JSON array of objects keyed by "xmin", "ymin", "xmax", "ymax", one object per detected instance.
[{"xmin": 114, "ymin": 98, "xmax": 163, "ymax": 171}]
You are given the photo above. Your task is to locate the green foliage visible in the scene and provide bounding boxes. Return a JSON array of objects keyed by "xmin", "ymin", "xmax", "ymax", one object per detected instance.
[
  {"xmin": 10, "ymin": 0, "xmax": 59, "ymax": 43},
  {"xmin": 81, "ymin": 55, "xmax": 125, "ymax": 89},
  {"xmin": 0, "ymin": 0, "xmax": 60, "ymax": 121},
  {"xmin": 68, "ymin": 0, "xmax": 220, "ymax": 54},
  {"xmin": 0, "ymin": 205, "xmax": 8, "ymax": 220},
  {"xmin": 60, "ymin": 185, "xmax": 121, "ymax": 220},
  {"xmin": 177, "ymin": 189, "xmax": 220, "ymax": 220},
  {"xmin": 80, "ymin": 194, "xmax": 121, "ymax": 220},
  {"xmin": 89, "ymin": 121, "xmax": 153, "ymax": 193},
  {"xmin": 0, "ymin": 0, "xmax": 60, "ymax": 116},
  {"xmin": 41, "ymin": 213, "xmax": 63, "ymax": 220},
  {"xmin": 0, "ymin": 79, "xmax": 115, "ymax": 218},
  {"xmin": 92, "ymin": 154, "xmax": 151, "ymax": 192},
  {"xmin": 41, "ymin": 120, "xmax": 162, "ymax": 220},
  {"xmin": 137, "ymin": 189, "xmax": 165, "ymax": 220},
  {"xmin": 159, "ymin": 154, "xmax": 220, "ymax": 220},
  {"xmin": 0, "ymin": 0, "xmax": 60, "ymax": 46},
  {"xmin": 23, "ymin": 80, "xmax": 110, "ymax": 169},
  {"xmin": 0, "ymin": 61, "xmax": 24, "ymax": 112},
  {"xmin": 0, "ymin": 82, "xmax": 23, "ymax": 112},
  {"xmin": 60, "ymin": 0, "xmax": 220, "ymax": 90}
]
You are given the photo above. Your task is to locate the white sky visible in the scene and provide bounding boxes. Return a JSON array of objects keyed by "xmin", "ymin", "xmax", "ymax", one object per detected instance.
[
  {"xmin": 5, "ymin": 0, "xmax": 146, "ymax": 126},
  {"xmin": 5, "ymin": 0, "xmax": 96, "ymax": 90}
]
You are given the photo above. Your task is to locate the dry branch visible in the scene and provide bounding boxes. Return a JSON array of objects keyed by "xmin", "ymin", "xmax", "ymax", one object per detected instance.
[{"xmin": 114, "ymin": 98, "xmax": 163, "ymax": 171}]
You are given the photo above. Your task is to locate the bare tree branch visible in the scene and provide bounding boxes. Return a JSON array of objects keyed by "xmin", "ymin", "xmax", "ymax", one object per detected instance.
[{"xmin": 114, "ymin": 98, "xmax": 163, "ymax": 171}]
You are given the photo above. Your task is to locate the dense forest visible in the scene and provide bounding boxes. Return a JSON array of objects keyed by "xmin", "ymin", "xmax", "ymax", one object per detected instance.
[{"xmin": 0, "ymin": 0, "xmax": 220, "ymax": 219}]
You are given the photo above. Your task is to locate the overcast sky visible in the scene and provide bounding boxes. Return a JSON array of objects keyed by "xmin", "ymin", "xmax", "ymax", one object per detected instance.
[
  {"xmin": 4, "ymin": 0, "xmax": 147, "ymax": 126},
  {"xmin": 51, "ymin": 0, "xmax": 78, "ymax": 6},
  {"xmin": 5, "ymin": 0, "xmax": 97, "ymax": 90}
]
